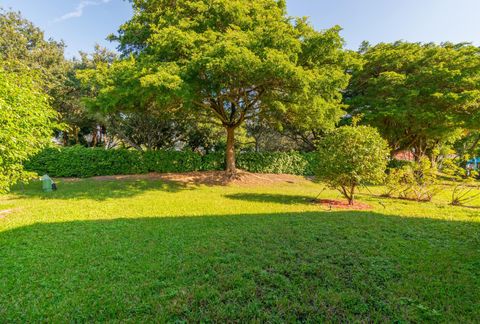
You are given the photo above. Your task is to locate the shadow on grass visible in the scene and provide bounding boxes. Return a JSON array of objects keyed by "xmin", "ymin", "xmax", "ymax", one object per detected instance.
[
  {"xmin": 0, "ymin": 211, "xmax": 479, "ymax": 322},
  {"xmin": 225, "ymin": 193, "xmax": 316, "ymax": 205},
  {"xmin": 12, "ymin": 178, "xmax": 188, "ymax": 201}
]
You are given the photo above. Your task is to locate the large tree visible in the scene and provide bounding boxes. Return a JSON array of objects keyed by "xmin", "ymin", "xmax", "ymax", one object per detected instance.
[
  {"xmin": 56, "ymin": 45, "xmax": 119, "ymax": 146},
  {"xmin": 82, "ymin": 0, "xmax": 350, "ymax": 175},
  {"xmin": 348, "ymin": 41, "xmax": 480, "ymax": 159},
  {"xmin": 0, "ymin": 9, "xmax": 89, "ymax": 144},
  {"xmin": 0, "ymin": 9, "xmax": 67, "ymax": 90}
]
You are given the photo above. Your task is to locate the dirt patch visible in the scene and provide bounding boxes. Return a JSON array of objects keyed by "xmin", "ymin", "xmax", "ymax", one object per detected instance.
[
  {"xmin": 0, "ymin": 209, "xmax": 15, "ymax": 219},
  {"xmin": 63, "ymin": 171, "xmax": 311, "ymax": 187},
  {"xmin": 158, "ymin": 171, "xmax": 310, "ymax": 187},
  {"xmin": 315, "ymin": 199, "xmax": 372, "ymax": 211}
]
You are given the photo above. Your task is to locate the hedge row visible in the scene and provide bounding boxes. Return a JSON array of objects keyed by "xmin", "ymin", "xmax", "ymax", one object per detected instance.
[{"xmin": 24, "ymin": 146, "xmax": 317, "ymax": 178}]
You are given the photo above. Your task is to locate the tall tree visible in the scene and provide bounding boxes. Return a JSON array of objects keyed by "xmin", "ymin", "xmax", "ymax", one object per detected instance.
[
  {"xmin": 0, "ymin": 9, "xmax": 67, "ymax": 91},
  {"xmin": 0, "ymin": 9, "xmax": 88, "ymax": 144},
  {"xmin": 348, "ymin": 42, "xmax": 480, "ymax": 159},
  {"xmin": 55, "ymin": 45, "xmax": 119, "ymax": 146},
  {"xmin": 83, "ymin": 0, "xmax": 350, "ymax": 175}
]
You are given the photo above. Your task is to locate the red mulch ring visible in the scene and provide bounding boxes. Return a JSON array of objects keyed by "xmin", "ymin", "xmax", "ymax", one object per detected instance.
[{"xmin": 315, "ymin": 199, "xmax": 372, "ymax": 210}]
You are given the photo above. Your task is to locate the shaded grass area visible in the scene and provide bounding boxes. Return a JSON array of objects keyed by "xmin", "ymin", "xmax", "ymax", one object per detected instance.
[{"xmin": 0, "ymin": 178, "xmax": 479, "ymax": 322}]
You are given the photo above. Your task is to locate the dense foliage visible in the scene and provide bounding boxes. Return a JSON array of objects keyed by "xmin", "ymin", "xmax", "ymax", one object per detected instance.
[
  {"xmin": 0, "ymin": 68, "xmax": 57, "ymax": 192},
  {"xmin": 79, "ymin": 0, "xmax": 352, "ymax": 174},
  {"xmin": 25, "ymin": 147, "xmax": 318, "ymax": 178},
  {"xmin": 348, "ymin": 42, "xmax": 480, "ymax": 158},
  {"xmin": 0, "ymin": 9, "xmax": 66, "ymax": 89},
  {"xmin": 1, "ymin": 6, "xmax": 480, "ymax": 190},
  {"xmin": 315, "ymin": 126, "xmax": 390, "ymax": 204},
  {"xmin": 0, "ymin": 9, "xmax": 81, "ymax": 141}
]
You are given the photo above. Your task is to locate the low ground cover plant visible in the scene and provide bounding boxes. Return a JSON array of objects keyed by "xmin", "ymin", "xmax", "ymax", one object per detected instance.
[
  {"xmin": 440, "ymin": 159, "xmax": 480, "ymax": 206},
  {"xmin": 385, "ymin": 157, "xmax": 441, "ymax": 202}
]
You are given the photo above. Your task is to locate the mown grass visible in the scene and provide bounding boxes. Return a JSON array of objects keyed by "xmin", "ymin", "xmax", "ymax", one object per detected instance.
[{"xmin": 0, "ymin": 177, "xmax": 479, "ymax": 322}]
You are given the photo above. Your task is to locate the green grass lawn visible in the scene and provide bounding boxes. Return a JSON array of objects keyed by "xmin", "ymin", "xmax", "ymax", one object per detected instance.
[{"xmin": 0, "ymin": 176, "xmax": 479, "ymax": 322}]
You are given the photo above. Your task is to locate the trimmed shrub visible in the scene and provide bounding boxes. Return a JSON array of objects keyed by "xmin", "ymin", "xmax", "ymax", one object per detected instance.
[
  {"xmin": 315, "ymin": 126, "xmax": 390, "ymax": 205},
  {"xmin": 25, "ymin": 146, "xmax": 318, "ymax": 178},
  {"xmin": 199, "ymin": 152, "xmax": 225, "ymax": 171},
  {"xmin": 24, "ymin": 146, "xmax": 148, "ymax": 178},
  {"xmin": 237, "ymin": 152, "xmax": 315, "ymax": 175},
  {"xmin": 144, "ymin": 150, "xmax": 202, "ymax": 173}
]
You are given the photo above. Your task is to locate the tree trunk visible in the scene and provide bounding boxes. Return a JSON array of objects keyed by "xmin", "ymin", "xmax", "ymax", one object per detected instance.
[
  {"xmin": 74, "ymin": 127, "xmax": 80, "ymax": 144},
  {"xmin": 225, "ymin": 126, "xmax": 236, "ymax": 177},
  {"xmin": 92, "ymin": 130, "xmax": 98, "ymax": 147},
  {"xmin": 62, "ymin": 131, "xmax": 68, "ymax": 146},
  {"xmin": 340, "ymin": 185, "xmax": 356, "ymax": 205},
  {"xmin": 413, "ymin": 140, "xmax": 427, "ymax": 162},
  {"xmin": 348, "ymin": 187, "xmax": 355, "ymax": 205},
  {"xmin": 468, "ymin": 134, "xmax": 480, "ymax": 153}
]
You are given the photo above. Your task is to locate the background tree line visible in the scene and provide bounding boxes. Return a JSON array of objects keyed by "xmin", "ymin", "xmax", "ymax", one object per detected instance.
[{"xmin": 1, "ymin": 0, "xmax": 480, "ymax": 189}]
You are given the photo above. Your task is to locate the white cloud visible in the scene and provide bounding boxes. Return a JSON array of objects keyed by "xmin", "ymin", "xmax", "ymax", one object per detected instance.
[{"xmin": 54, "ymin": 0, "xmax": 112, "ymax": 22}]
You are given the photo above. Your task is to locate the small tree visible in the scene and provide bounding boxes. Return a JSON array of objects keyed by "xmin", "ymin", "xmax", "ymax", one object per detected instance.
[{"xmin": 315, "ymin": 126, "xmax": 389, "ymax": 205}]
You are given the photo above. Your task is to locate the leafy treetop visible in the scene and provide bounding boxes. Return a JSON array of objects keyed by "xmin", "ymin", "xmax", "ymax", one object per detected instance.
[
  {"xmin": 81, "ymin": 0, "xmax": 352, "ymax": 174},
  {"xmin": 0, "ymin": 9, "xmax": 66, "ymax": 90},
  {"xmin": 348, "ymin": 41, "xmax": 480, "ymax": 158}
]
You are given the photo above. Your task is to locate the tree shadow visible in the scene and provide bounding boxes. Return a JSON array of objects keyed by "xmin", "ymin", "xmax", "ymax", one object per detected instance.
[
  {"xmin": 0, "ymin": 211, "xmax": 479, "ymax": 322},
  {"xmin": 12, "ymin": 178, "xmax": 189, "ymax": 201},
  {"xmin": 462, "ymin": 204, "xmax": 480, "ymax": 210},
  {"xmin": 356, "ymin": 191, "xmax": 480, "ymax": 209},
  {"xmin": 225, "ymin": 193, "xmax": 316, "ymax": 205}
]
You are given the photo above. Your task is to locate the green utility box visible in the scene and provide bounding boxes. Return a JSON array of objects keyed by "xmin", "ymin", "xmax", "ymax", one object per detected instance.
[{"xmin": 40, "ymin": 174, "xmax": 54, "ymax": 192}]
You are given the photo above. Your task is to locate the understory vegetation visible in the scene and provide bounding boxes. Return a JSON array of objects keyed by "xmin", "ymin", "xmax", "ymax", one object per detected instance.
[{"xmin": 25, "ymin": 146, "xmax": 317, "ymax": 177}]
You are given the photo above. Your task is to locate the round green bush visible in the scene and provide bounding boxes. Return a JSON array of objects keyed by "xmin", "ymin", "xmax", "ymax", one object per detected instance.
[{"xmin": 315, "ymin": 126, "xmax": 390, "ymax": 204}]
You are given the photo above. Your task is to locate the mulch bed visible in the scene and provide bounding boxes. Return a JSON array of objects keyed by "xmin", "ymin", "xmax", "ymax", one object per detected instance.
[
  {"xmin": 63, "ymin": 171, "xmax": 311, "ymax": 187},
  {"xmin": 315, "ymin": 199, "xmax": 372, "ymax": 210}
]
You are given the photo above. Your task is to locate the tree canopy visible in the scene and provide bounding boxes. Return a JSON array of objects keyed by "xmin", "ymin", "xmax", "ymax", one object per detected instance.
[
  {"xmin": 0, "ymin": 9, "xmax": 92, "ymax": 145},
  {"xmin": 80, "ymin": 0, "xmax": 352, "ymax": 175},
  {"xmin": 348, "ymin": 41, "xmax": 480, "ymax": 158},
  {"xmin": 2, "ymin": 5, "xmax": 480, "ymax": 191},
  {"xmin": 0, "ymin": 9, "xmax": 66, "ymax": 90}
]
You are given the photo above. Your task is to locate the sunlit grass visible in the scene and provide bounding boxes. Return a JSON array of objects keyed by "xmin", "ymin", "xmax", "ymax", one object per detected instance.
[{"xmin": 0, "ymin": 177, "xmax": 479, "ymax": 322}]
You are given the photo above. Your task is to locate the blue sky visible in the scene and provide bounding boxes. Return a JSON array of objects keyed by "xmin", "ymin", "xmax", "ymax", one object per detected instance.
[{"xmin": 1, "ymin": 0, "xmax": 479, "ymax": 58}]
